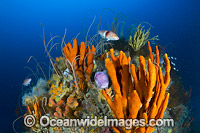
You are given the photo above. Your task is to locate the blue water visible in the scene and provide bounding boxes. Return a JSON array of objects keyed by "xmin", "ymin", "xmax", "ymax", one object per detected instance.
[{"xmin": 0, "ymin": 0, "xmax": 200, "ymax": 132}]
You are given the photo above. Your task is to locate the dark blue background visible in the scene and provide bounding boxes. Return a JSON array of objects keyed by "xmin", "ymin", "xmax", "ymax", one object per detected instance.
[{"xmin": 0, "ymin": 0, "xmax": 199, "ymax": 132}]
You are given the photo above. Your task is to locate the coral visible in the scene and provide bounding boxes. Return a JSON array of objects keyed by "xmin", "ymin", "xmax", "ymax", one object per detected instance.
[
  {"xmin": 24, "ymin": 97, "xmax": 47, "ymax": 132},
  {"xmin": 55, "ymin": 57, "xmax": 66, "ymax": 70},
  {"xmin": 167, "ymin": 71, "xmax": 190, "ymax": 108},
  {"xmin": 169, "ymin": 104, "xmax": 190, "ymax": 132},
  {"xmin": 102, "ymin": 43, "xmax": 171, "ymax": 132},
  {"xmin": 81, "ymin": 87, "xmax": 112, "ymax": 118},
  {"xmin": 128, "ymin": 24, "xmax": 158, "ymax": 51},
  {"xmin": 63, "ymin": 38, "xmax": 95, "ymax": 94},
  {"xmin": 48, "ymin": 69, "xmax": 74, "ymax": 98},
  {"xmin": 49, "ymin": 83, "xmax": 65, "ymax": 100},
  {"xmin": 67, "ymin": 96, "xmax": 79, "ymax": 109},
  {"xmin": 22, "ymin": 78, "xmax": 47, "ymax": 105},
  {"xmin": 22, "ymin": 93, "xmax": 35, "ymax": 105},
  {"xmin": 32, "ymin": 78, "xmax": 47, "ymax": 97},
  {"xmin": 20, "ymin": 20, "xmax": 191, "ymax": 132},
  {"xmin": 49, "ymin": 97, "xmax": 76, "ymax": 119}
]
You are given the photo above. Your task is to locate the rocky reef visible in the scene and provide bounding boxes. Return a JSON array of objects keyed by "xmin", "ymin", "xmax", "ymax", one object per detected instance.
[{"xmin": 18, "ymin": 24, "xmax": 191, "ymax": 133}]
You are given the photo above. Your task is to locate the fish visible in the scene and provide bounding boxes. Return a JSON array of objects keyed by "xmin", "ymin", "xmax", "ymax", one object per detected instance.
[
  {"xmin": 171, "ymin": 61, "xmax": 176, "ymax": 66},
  {"xmin": 98, "ymin": 30, "xmax": 119, "ymax": 41},
  {"xmin": 168, "ymin": 56, "xmax": 177, "ymax": 60},
  {"xmin": 23, "ymin": 78, "xmax": 32, "ymax": 86},
  {"xmin": 168, "ymin": 57, "xmax": 179, "ymax": 71},
  {"xmin": 173, "ymin": 67, "xmax": 178, "ymax": 71}
]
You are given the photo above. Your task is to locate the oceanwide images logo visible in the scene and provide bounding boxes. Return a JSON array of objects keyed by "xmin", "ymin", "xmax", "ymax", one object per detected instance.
[
  {"xmin": 24, "ymin": 115, "xmax": 174, "ymax": 129},
  {"xmin": 24, "ymin": 115, "xmax": 36, "ymax": 128}
]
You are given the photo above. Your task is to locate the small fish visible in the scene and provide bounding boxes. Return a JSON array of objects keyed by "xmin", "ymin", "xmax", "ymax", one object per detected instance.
[
  {"xmin": 168, "ymin": 56, "xmax": 179, "ymax": 71},
  {"xmin": 173, "ymin": 67, "xmax": 179, "ymax": 71},
  {"xmin": 23, "ymin": 78, "xmax": 32, "ymax": 86},
  {"xmin": 168, "ymin": 56, "xmax": 177, "ymax": 60},
  {"xmin": 98, "ymin": 30, "xmax": 119, "ymax": 41},
  {"xmin": 171, "ymin": 61, "xmax": 176, "ymax": 66}
]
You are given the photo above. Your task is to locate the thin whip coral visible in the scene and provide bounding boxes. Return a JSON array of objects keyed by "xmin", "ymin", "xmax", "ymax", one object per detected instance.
[
  {"xmin": 27, "ymin": 56, "xmax": 47, "ymax": 81},
  {"xmin": 63, "ymin": 38, "xmax": 95, "ymax": 96},
  {"xmin": 41, "ymin": 23, "xmax": 60, "ymax": 77}
]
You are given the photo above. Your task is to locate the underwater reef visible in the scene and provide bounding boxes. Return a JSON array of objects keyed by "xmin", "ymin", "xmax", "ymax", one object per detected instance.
[{"xmin": 16, "ymin": 20, "xmax": 191, "ymax": 132}]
